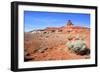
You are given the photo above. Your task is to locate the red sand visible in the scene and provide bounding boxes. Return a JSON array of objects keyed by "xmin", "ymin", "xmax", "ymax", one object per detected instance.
[{"xmin": 24, "ymin": 21, "xmax": 90, "ymax": 62}]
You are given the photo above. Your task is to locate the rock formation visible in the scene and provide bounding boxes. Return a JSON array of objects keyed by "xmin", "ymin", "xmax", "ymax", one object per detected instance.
[{"xmin": 65, "ymin": 20, "xmax": 73, "ymax": 27}]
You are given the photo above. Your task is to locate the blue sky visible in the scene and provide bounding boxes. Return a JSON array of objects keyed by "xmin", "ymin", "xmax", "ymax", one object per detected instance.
[{"xmin": 24, "ymin": 11, "xmax": 90, "ymax": 32}]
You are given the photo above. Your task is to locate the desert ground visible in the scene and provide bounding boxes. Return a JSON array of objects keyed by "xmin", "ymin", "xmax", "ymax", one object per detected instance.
[{"xmin": 24, "ymin": 20, "xmax": 90, "ymax": 61}]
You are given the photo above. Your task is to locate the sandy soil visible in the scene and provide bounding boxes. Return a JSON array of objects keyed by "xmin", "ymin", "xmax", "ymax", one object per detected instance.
[{"xmin": 24, "ymin": 26, "xmax": 90, "ymax": 62}]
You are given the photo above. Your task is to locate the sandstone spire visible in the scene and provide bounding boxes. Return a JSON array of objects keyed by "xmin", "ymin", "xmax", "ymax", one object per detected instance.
[{"xmin": 65, "ymin": 20, "xmax": 73, "ymax": 27}]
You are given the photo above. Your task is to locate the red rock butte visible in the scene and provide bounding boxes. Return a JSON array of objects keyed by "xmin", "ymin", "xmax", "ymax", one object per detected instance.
[{"xmin": 30, "ymin": 20, "xmax": 90, "ymax": 34}]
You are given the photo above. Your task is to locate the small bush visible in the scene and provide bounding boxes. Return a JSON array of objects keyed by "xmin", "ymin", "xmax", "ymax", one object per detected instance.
[{"xmin": 66, "ymin": 40, "xmax": 88, "ymax": 55}]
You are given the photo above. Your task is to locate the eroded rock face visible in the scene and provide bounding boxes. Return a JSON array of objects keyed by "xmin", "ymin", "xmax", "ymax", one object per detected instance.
[{"xmin": 24, "ymin": 20, "xmax": 90, "ymax": 61}]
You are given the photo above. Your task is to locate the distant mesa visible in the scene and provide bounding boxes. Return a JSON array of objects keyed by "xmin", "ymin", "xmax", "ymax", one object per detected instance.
[{"xmin": 29, "ymin": 20, "xmax": 89, "ymax": 34}]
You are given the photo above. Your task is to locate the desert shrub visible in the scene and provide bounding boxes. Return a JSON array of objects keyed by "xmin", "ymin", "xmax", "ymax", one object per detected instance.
[{"xmin": 66, "ymin": 40, "xmax": 88, "ymax": 55}]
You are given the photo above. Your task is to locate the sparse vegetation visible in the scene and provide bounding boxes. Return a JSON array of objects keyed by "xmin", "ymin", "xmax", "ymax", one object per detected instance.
[{"xmin": 66, "ymin": 40, "xmax": 89, "ymax": 55}]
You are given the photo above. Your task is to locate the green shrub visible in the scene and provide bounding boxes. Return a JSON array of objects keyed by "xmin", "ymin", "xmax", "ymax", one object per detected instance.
[{"xmin": 66, "ymin": 40, "xmax": 87, "ymax": 55}]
